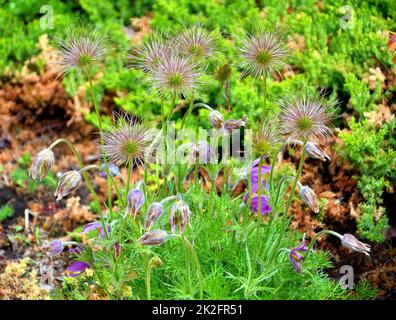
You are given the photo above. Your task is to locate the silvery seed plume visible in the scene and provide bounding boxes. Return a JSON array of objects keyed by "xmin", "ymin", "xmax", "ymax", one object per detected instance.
[
  {"xmin": 54, "ymin": 170, "xmax": 81, "ymax": 201},
  {"xmin": 101, "ymin": 113, "xmax": 154, "ymax": 167},
  {"xmin": 130, "ymin": 35, "xmax": 171, "ymax": 73},
  {"xmin": 174, "ymin": 25, "xmax": 217, "ymax": 61},
  {"xmin": 29, "ymin": 148, "xmax": 55, "ymax": 181},
  {"xmin": 279, "ymin": 92, "xmax": 336, "ymax": 141},
  {"xmin": 54, "ymin": 25, "xmax": 108, "ymax": 77},
  {"xmin": 252, "ymin": 117, "xmax": 281, "ymax": 157},
  {"xmin": 238, "ymin": 26, "xmax": 290, "ymax": 79},
  {"xmin": 149, "ymin": 53, "xmax": 202, "ymax": 99}
]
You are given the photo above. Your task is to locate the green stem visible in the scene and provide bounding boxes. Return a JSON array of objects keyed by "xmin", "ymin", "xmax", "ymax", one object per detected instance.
[
  {"xmin": 307, "ymin": 230, "xmax": 342, "ymax": 254},
  {"xmin": 284, "ymin": 139, "xmax": 307, "ymax": 216},
  {"xmin": 48, "ymin": 138, "xmax": 108, "ymax": 239},
  {"xmin": 218, "ymin": 82, "xmax": 224, "ymax": 109},
  {"xmin": 145, "ymin": 254, "xmax": 151, "ymax": 300},
  {"xmin": 183, "ymin": 237, "xmax": 204, "ymax": 299},
  {"xmin": 262, "ymin": 76, "xmax": 267, "ymax": 112}
]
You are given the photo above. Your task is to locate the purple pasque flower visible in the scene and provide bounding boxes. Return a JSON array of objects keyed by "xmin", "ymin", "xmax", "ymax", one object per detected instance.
[
  {"xmin": 289, "ymin": 234, "xmax": 308, "ymax": 273},
  {"xmin": 126, "ymin": 184, "xmax": 145, "ymax": 218},
  {"xmin": 66, "ymin": 261, "xmax": 91, "ymax": 277},
  {"xmin": 54, "ymin": 170, "xmax": 82, "ymax": 201},
  {"xmin": 170, "ymin": 194, "xmax": 190, "ymax": 234},
  {"xmin": 305, "ymin": 142, "xmax": 330, "ymax": 161},
  {"xmin": 98, "ymin": 163, "xmax": 120, "ymax": 179},
  {"xmin": 114, "ymin": 242, "xmax": 121, "ymax": 259},
  {"xmin": 341, "ymin": 234, "xmax": 371, "ymax": 256},
  {"xmin": 250, "ymin": 158, "xmax": 271, "ymax": 186},
  {"xmin": 244, "ymin": 184, "xmax": 272, "ymax": 215},
  {"xmin": 144, "ymin": 202, "xmax": 164, "ymax": 230},
  {"xmin": 298, "ymin": 183, "xmax": 319, "ymax": 213},
  {"xmin": 29, "ymin": 148, "xmax": 55, "ymax": 181},
  {"xmin": 69, "ymin": 244, "xmax": 85, "ymax": 256},
  {"xmin": 47, "ymin": 239, "xmax": 63, "ymax": 256},
  {"xmin": 82, "ymin": 221, "xmax": 110, "ymax": 238},
  {"xmin": 138, "ymin": 230, "xmax": 168, "ymax": 246}
]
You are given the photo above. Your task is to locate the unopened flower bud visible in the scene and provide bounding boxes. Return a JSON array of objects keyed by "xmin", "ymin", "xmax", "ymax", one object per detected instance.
[
  {"xmin": 215, "ymin": 63, "xmax": 232, "ymax": 83},
  {"xmin": 289, "ymin": 234, "xmax": 307, "ymax": 273},
  {"xmin": 306, "ymin": 142, "xmax": 330, "ymax": 161},
  {"xmin": 224, "ymin": 116, "xmax": 247, "ymax": 131},
  {"xmin": 54, "ymin": 170, "xmax": 81, "ymax": 201},
  {"xmin": 341, "ymin": 234, "xmax": 371, "ymax": 256},
  {"xmin": 127, "ymin": 187, "xmax": 145, "ymax": 218},
  {"xmin": 209, "ymin": 110, "xmax": 225, "ymax": 129},
  {"xmin": 144, "ymin": 202, "xmax": 164, "ymax": 230},
  {"xmin": 170, "ymin": 195, "xmax": 190, "ymax": 234},
  {"xmin": 188, "ymin": 141, "xmax": 216, "ymax": 165},
  {"xmin": 299, "ymin": 184, "xmax": 319, "ymax": 213},
  {"xmin": 114, "ymin": 242, "xmax": 121, "ymax": 259},
  {"xmin": 29, "ymin": 148, "xmax": 55, "ymax": 181},
  {"xmin": 138, "ymin": 229, "xmax": 168, "ymax": 246}
]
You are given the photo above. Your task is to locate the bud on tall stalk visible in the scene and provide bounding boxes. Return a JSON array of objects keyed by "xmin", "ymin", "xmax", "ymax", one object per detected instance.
[
  {"xmin": 138, "ymin": 230, "xmax": 169, "ymax": 246},
  {"xmin": 54, "ymin": 170, "xmax": 82, "ymax": 201},
  {"xmin": 29, "ymin": 148, "xmax": 55, "ymax": 181},
  {"xmin": 298, "ymin": 182, "xmax": 319, "ymax": 213},
  {"xmin": 126, "ymin": 181, "xmax": 145, "ymax": 218},
  {"xmin": 170, "ymin": 194, "xmax": 190, "ymax": 234}
]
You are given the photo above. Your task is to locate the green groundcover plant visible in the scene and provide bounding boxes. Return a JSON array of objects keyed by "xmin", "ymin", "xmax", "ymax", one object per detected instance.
[{"xmin": 26, "ymin": 20, "xmax": 380, "ymax": 300}]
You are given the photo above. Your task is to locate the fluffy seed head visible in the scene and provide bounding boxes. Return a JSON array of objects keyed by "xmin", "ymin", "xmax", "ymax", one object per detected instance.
[
  {"xmin": 29, "ymin": 148, "xmax": 55, "ymax": 181},
  {"xmin": 54, "ymin": 170, "xmax": 81, "ymax": 201},
  {"xmin": 174, "ymin": 25, "xmax": 216, "ymax": 60},
  {"xmin": 149, "ymin": 54, "xmax": 202, "ymax": 99},
  {"xmin": 101, "ymin": 113, "xmax": 153, "ymax": 167},
  {"xmin": 252, "ymin": 118, "xmax": 281, "ymax": 158},
  {"xmin": 130, "ymin": 35, "xmax": 171, "ymax": 73},
  {"xmin": 279, "ymin": 93, "xmax": 336, "ymax": 141},
  {"xmin": 54, "ymin": 25, "xmax": 108, "ymax": 77},
  {"xmin": 238, "ymin": 26, "xmax": 290, "ymax": 79}
]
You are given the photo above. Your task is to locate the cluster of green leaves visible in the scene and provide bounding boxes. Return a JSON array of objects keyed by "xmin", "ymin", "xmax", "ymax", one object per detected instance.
[
  {"xmin": 53, "ymin": 178, "xmax": 354, "ymax": 300},
  {"xmin": 338, "ymin": 118, "xmax": 396, "ymax": 242},
  {"xmin": 0, "ymin": 203, "xmax": 14, "ymax": 222}
]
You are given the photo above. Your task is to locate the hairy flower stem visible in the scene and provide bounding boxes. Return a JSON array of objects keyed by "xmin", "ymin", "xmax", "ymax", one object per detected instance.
[
  {"xmin": 285, "ymin": 139, "xmax": 307, "ymax": 215},
  {"xmin": 269, "ymin": 144, "xmax": 283, "ymax": 193},
  {"xmin": 267, "ymin": 140, "xmax": 308, "ymax": 265},
  {"xmin": 250, "ymin": 157, "xmax": 264, "ymax": 284},
  {"xmin": 217, "ymin": 82, "xmax": 224, "ymax": 109},
  {"xmin": 262, "ymin": 76, "xmax": 267, "ymax": 112},
  {"xmin": 306, "ymin": 230, "xmax": 342, "ymax": 254},
  {"xmin": 126, "ymin": 161, "xmax": 132, "ymax": 195},
  {"xmin": 181, "ymin": 236, "xmax": 204, "ymax": 299},
  {"xmin": 209, "ymin": 175, "xmax": 216, "ymax": 217},
  {"xmin": 48, "ymin": 138, "xmax": 108, "ymax": 239},
  {"xmin": 87, "ymin": 78, "xmax": 122, "ymax": 208}
]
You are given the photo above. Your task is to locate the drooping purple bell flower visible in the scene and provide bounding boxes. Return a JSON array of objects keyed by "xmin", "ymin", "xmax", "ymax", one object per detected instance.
[
  {"xmin": 127, "ymin": 187, "xmax": 145, "ymax": 218},
  {"xmin": 66, "ymin": 261, "xmax": 91, "ymax": 277},
  {"xmin": 250, "ymin": 158, "xmax": 271, "ymax": 186},
  {"xmin": 69, "ymin": 244, "xmax": 85, "ymax": 256},
  {"xmin": 82, "ymin": 221, "xmax": 110, "ymax": 238},
  {"xmin": 289, "ymin": 234, "xmax": 308, "ymax": 273},
  {"xmin": 47, "ymin": 239, "xmax": 63, "ymax": 256},
  {"xmin": 244, "ymin": 184, "xmax": 272, "ymax": 215}
]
